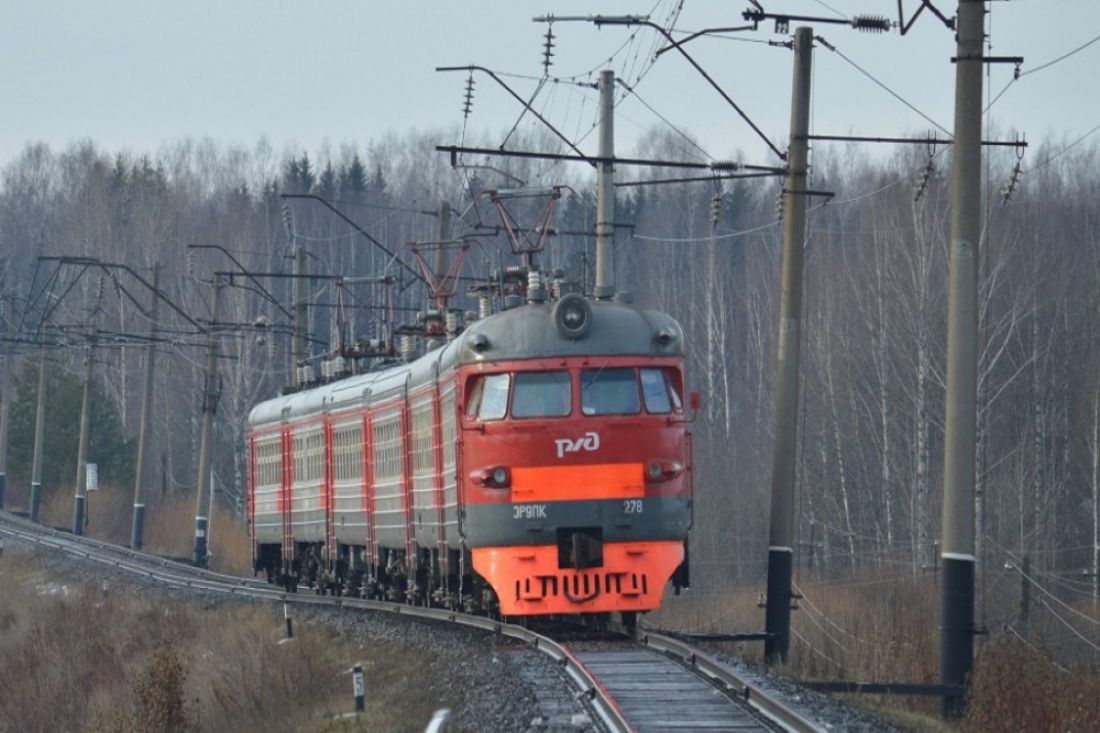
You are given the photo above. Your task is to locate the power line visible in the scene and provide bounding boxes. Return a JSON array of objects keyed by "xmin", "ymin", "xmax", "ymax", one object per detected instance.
[
  {"xmin": 1025, "ymin": 120, "xmax": 1100, "ymax": 174},
  {"xmin": 815, "ymin": 36, "xmax": 951, "ymax": 136},
  {"xmin": 1020, "ymin": 31, "xmax": 1100, "ymax": 78},
  {"xmin": 616, "ymin": 77, "xmax": 714, "ymax": 161}
]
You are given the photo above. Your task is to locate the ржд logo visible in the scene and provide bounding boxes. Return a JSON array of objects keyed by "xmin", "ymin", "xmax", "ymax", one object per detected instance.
[{"xmin": 554, "ymin": 431, "xmax": 600, "ymax": 459}]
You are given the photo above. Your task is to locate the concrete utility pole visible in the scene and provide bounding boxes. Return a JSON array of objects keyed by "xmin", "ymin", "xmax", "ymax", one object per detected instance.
[
  {"xmin": 28, "ymin": 348, "xmax": 47, "ymax": 522},
  {"xmin": 940, "ymin": 0, "xmax": 984, "ymax": 718},
  {"xmin": 764, "ymin": 26, "xmax": 813, "ymax": 665},
  {"xmin": 594, "ymin": 69, "xmax": 615, "ymax": 299},
  {"xmin": 193, "ymin": 278, "xmax": 222, "ymax": 567},
  {"xmin": 292, "ymin": 245, "xmax": 307, "ymax": 383},
  {"xmin": 0, "ymin": 305, "xmax": 12, "ymax": 511},
  {"xmin": 72, "ymin": 338, "xmax": 95, "ymax": 535},
  {"xmin": 131, "ymin": 265, "xmax": 159, "ymax": 549}
]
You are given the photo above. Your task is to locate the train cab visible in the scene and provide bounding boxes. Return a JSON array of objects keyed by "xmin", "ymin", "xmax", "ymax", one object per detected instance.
[{"xmin": 453, "ymin": 294, "xmax": 693, "ymax": 615}]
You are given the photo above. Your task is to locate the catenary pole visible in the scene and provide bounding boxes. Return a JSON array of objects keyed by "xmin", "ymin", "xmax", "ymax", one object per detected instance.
[
  {"xmin": 594, "ymin": 69, "xmax": 615, "ymax": 299},
  {"xmin": 193, "ymin": 278, "xmax": 222, "ymax": 567},
  {"xmin": 292, "ymin": 245, "xmax": 307, "ymax": 384},
  {"xmin": 28, "ymin": 348, "xmax": 47, "ymax": 522},
  {"xmin": 764, "ymin": 26, "xmax": 813, "ymax": 664},
  {"xmin": 72, "ymin": 337, "xmax": 95, "ymax": 534},
  {"xmin": 131, "ymin": 264, "xmax": 159, "ymax": 549},
  {"xmin": 0, "ymin": 302, "xmax": 12, "ymax": 510},
  {"xmin": 940, "ymin": 0, "xmax": 984, "ymax": 718}
]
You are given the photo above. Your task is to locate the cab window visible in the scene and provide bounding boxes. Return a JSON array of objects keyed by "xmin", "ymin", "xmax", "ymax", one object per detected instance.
[
  {"xmin": 640, "ymin": 368, "xmax": 673, "ymax": 414},
  {"xmin": 512, "ymin": 371, "xmax": 571, "ymax": 418},
  {"xmin": 466, "ymin": 374, "xmax": 510, "ymax": 421},
  {"xmin": 581, "ymin": 368, "xmax": 641, "ymax": 416}
]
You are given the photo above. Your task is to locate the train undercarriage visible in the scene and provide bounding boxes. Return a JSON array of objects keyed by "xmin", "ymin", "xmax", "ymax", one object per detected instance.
[
  {"xmin": 254, "ymin": 537, "xmax": 690, "ymax": 626},
  {"xmin": 255, "ymin": 542, "xmax": 500, "ymax": 615}
]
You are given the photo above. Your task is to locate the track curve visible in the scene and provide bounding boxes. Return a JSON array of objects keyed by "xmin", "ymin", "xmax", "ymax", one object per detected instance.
[{"xmin": 0, "ymin": 510, "xmax": 823, "ymax": 733}]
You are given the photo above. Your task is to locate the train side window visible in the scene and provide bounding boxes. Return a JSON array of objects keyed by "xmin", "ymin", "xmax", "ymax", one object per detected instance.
[
  {"xmin": 668, "ymin": 377, "xmax": 683, "ymax": 411},
  {"xmin": 475, "ymin": 373, "xmax": 510, "ymax": 421},
  {"xmin": 581, "ymin": 368, "xmax": 641, "ymax": 416},
  {"xmin": 465, "ymin": 378, "xmax": 484, "ymax": 419},
  {"xmin": 512, "ymin": 371, "xmax": 571, "ymax": 418},
  {"xmin": 640, "ymin": 368, "xmax": 672, "ymax": 414}
]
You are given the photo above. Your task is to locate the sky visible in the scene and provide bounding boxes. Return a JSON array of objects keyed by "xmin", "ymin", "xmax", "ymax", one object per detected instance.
[{"xmin": 2, "ymin": 1, "xmax": 1099, "ymax": 171}]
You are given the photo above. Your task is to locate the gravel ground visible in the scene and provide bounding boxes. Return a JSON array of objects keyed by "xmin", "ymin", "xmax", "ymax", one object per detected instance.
[{"xmin": 1, "ymin": 535, "xmax": 599, "ymax": 733}]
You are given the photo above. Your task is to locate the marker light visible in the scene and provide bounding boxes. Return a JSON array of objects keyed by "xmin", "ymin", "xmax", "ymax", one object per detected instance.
[{"xmin": 645, "ymin": 460, "xmax": 684, "ymax": 483}]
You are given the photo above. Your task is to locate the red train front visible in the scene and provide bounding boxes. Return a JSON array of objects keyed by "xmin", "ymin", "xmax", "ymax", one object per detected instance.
[
  {"xmin": 459, "ymin": 293, "xmax": 693, "ymax": 616},
  {"xmin": 247, "ymin": 290, "xmax": 693, "ymax": 619}
]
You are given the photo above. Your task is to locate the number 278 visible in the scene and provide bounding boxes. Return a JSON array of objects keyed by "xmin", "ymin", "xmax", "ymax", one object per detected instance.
[{"xmin": 623, "ymin": 499, "xmax": 643, "ymax": 514}]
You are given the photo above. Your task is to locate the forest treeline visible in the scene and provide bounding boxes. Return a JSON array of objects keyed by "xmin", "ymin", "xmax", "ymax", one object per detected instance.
[{"xmin": 0, "ymin": 129, "xmax": 1097, "ymax": 589}]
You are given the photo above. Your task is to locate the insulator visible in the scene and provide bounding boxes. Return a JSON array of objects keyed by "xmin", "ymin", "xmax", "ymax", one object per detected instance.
[
  {"xmin": 851, "ymin": 15, "xmax": 891, "ymax": 33},
  {"xmin": 281, "ymin": 204, "xmax": 292, "ymax": 231},
  {"xmin": 96, "ymin": 276, "xmax": 106, "ymax": 302},
  {"xmin": 1000, "ymin": 161, "xmax": 1023, "ymax": 205},
  {"xmin": 478, "ymin": 294, "xmax": 492, "ymax": 320},
  {"xmin": 400, "ymin": 335, "xmax": 416, "ymax": 362},
  {"xmin": 913, "ymin": 158, "xmax": 936, "ymax": 202},
  {"xmin": 527, "ymin": 270, "xmax": 541, "ymax": 293},
  {"xmin": 774, "ymin": 189, "xmax": 785, "ymax": 222},
  {"xmin": 710, "ymin": 193, "xmax": 722, "ymax": 229},
  {"xmin": 462, "ymin": 75, "xmax": 476, "ymax": 121},
  {"xmin": 186, "ymin": 249, "xmax": 195, "ymax": 277},
  {"xmin": 542, "ymin": 26, "xmax": 556, "ymax": 75}
]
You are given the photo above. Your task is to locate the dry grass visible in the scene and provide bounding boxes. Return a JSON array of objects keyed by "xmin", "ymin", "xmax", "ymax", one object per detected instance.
[
  {"xmin": 5, "ymin": 480, "xmax": 253, "ymax": 575},
  {"xmin": 0, "ymin": 552, "xmax": 448, "ymax": 733}
]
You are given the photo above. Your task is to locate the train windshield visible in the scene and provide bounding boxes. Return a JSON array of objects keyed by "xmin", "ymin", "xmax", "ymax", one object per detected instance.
[
  {"xmin": 581, "ymin": 368, "xmax": 641, "ymax": 416},
  {"xmin": 640, "ymin": 368, "xmax": 673, "ymax": 414},
  {"xmin": 512, "ymin": 371, "xmax": 571, "ymax": 418},
  {"xmin": 466, "ymin": 373, "xmax": 510, "ymax": 421}
]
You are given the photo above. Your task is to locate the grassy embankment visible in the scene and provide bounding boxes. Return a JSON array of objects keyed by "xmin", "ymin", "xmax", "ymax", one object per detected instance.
[
  {"xmin": 1, "ymin": 483, "xmax": 430, "ymax": 731},
  {"xmin": 4, "ymin": 480, "xmax": 251, "ymax": 574},
  {"xmin": 0, "ymin": 550, "xmax": 455, "ymax": 733}
]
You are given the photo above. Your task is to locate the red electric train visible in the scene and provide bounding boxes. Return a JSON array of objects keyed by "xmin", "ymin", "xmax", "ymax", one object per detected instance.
[{"xmin": 247, "ymin": 290, "xmax": 694, "ymax": 618}]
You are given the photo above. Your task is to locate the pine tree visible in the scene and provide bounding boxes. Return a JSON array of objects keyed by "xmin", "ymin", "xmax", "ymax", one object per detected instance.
[
  {"xmin": 339, "ymin": 154, "xmax": 367, "ymax": 197},
  {"xmin": 9, "ymin": 353, "xmax": 135, "ymax": 491},
  {"xmin": 318, "ymin": 163, "xmax": 338, "ymax": 200}
]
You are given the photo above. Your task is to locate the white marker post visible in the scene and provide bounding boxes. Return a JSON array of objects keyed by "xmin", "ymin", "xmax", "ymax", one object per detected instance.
[{"xmin": 352, "ymin": 664, "xmax": 365, "ymax": 712}]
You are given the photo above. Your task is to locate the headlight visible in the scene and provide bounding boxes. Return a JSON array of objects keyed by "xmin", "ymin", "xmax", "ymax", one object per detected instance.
[
  {"xmin": 554, "ymin": 293, "xmax": 592, "ymax": 338},
  {"xmin": 492, "ymin": 467, "xmax": 508, "ymax": 485}
]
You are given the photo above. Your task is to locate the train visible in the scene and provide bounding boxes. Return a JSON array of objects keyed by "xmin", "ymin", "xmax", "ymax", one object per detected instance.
[{"xmin": 247, "ymin": 284, "xmax": 694, "ymax": 620}]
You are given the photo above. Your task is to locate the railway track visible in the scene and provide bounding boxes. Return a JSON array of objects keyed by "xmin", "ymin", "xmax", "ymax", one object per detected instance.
[{"xmin": 0, "ymin": 510, "xmax": 823, "ymax": 733}]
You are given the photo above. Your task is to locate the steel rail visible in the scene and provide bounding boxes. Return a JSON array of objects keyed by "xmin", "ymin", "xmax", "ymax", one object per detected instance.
[{"xmin": 641, "ymin": 630, "xmax": 826, "ymax": 733}]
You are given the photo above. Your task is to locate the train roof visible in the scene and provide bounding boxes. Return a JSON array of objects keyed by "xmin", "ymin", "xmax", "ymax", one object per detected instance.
[{"xmin": 248, "ymin": 297, "xmax": 683, "ymax": 429}]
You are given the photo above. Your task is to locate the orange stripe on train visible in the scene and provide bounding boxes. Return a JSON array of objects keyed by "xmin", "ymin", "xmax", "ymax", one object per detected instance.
[{"xmin": 510, "ymin": 463, "xmax": 644, "ymax": 502}]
